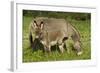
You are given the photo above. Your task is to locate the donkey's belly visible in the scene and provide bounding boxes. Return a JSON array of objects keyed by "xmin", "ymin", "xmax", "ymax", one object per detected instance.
[
  {"xmin": 50, "ymin": 41, "xmax": 57, "ymax": 46},
  {"xmin": 40, "ymin": 40, "xmax": 57, "ymax": 46}
]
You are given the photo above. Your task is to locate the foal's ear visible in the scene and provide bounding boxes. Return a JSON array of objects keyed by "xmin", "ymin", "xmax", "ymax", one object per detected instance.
[
  {"xmin": 33, "ymin": 20, "xmax": 38, "ymax": 28},
  {"xmin": 40, "ymin": 21, "xmax": 44, "ymax": 29}
]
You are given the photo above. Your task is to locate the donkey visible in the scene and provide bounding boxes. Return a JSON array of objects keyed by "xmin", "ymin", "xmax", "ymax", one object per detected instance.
[{"xmin": 29, "ymin": 17, "xmax": 83, "ymax": 55}]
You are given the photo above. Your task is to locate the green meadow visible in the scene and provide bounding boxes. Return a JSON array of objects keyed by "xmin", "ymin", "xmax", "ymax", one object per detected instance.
[{"xmin": 22, "ymin": 11, "xmax": 91, "ymax": 62}]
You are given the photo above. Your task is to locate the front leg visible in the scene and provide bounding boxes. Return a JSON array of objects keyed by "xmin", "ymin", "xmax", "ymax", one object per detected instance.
[
  {"xmin": 44, "ymin": 45, "xmax": 51, "ymax": 53},
  {"xmin": 58, "ymin": 39, "xmax": 65, "ymax": 53},
  {"xmin": 29, "ymin": 33, "xmax": 33, "ymax": 48},
  {"xmin": 59, "ymin": 43, "xmax": 64, "ymax": 53},
  {"xmin": 41, "ymin": 41, "xmax": 51, "ymax": 53}
]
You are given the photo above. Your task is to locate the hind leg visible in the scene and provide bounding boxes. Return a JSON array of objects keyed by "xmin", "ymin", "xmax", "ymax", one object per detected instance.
[
  {"xmin": 63, "ymin": 40, "xmax": 70, "ymax": 54},
  {"xmin": 73, "ymin": 41, "xmax": 83, "ymax": 55},
  {"xmin": 58, "ymin": 40, "xmax": 64, "ymax": 53},
  {"xmin": 58, "ymin": 43, "xmax": 64, "ymax": 53},
  {"xmin": 62, "ymin": 37, "xmax": 69, "ymax": 53}
]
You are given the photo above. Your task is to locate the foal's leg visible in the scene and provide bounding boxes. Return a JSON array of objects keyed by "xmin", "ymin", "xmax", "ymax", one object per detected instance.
[
  {"xmin": 59, "ymin": 44, "xmax": 64, "ymax": 53},
  {"xmin": 58, "ymin": 40, "xmax": 64, "ymax": 53},
  {"xmin": 63, "ymin": 40, "xmax": 70, "ymax": 54},
  {"xmin": 41, "ymin": 41, "xmax": 51, "ymax": 53},
  {"xmin": 62, "ymin": 37, "xmax": 70, "ymax": 53}
]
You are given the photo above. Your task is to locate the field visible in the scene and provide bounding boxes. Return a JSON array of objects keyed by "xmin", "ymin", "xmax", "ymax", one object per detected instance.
[{"xmin": 22, "ymin": 11, "xmax": 91, "ymax": 62}]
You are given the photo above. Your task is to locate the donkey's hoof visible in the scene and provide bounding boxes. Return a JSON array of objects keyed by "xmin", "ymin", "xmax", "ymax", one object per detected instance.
[{"xmin": 77, "ymin": 51, "xmax": 83, "ymax": 56}]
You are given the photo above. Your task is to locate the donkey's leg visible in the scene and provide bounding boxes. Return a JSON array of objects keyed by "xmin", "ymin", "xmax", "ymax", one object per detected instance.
[
  {"xmin": 59, "ymin": 44, "xmax": 64, "ymax": 53},
  {"xmin": 62, "ymin": 37, "xmax": 68, "ymax": 49},
  {"xmin": 63, "ymin": 40, "xmax": 70, "ymax": 54},
  {"xmin": 73, "ymin": 41, "xmax": 83, "ymax": 55},
  {"xmin": 46, "ymin": 45, "xmax": 51, "ymax": 53},
  {"xmin": 29, "ymin": 33, "xmax": 33, "ymax": 48},
  {"xmin": 62, "ymin": 37, "xmax": 70, "ymax": 53},
  {"xmin": 58, "ymin": 40, "xmax": 64, "ymax": 53},
  {"xmin": 63, "ymin": 43, "xmax": 67, "ymax": 50},
  {"xmin": 41, "ymin": 41, "xmax": 51, "ymax": 53}
]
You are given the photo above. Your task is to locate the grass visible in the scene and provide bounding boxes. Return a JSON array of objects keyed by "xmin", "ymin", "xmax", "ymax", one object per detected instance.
[{"xmin": 22, "ymin": 16, "xmax": 91, "ymax": 62}]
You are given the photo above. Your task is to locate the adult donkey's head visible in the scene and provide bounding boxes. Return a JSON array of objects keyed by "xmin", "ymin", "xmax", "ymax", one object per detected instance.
[{"xmin": 33, "ymin": 20, "xmax": 44, "ymax": 39}]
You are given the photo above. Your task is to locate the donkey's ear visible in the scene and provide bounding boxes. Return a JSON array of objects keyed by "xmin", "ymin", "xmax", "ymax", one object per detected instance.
[
  {"xmin": 33, "ymin": 20, "xmax": 37, "ymax": 28},
  {"xmin": 40, "ymin": 21, "xmax": 44, "ymax": 29}
]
